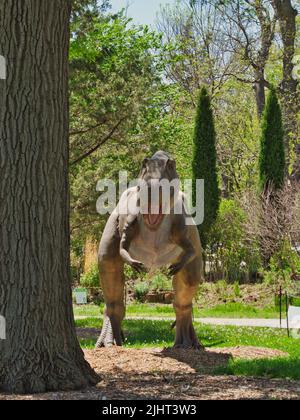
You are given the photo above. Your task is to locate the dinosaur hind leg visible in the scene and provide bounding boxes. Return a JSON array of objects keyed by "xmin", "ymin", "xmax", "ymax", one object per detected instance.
[
  {"xmin": 96, "ymin": 256, "xmax": 125, "ymax": 348},
  {"xmin": 173, "ymin": 258, "xmax": 204, "ymax": 350}
]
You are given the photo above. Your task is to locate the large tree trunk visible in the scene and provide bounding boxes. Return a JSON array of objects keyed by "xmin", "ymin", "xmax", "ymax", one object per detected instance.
[
  {"xmin": 252, "ymin": 1, "xmax": 274, "ymax": 119},
  {"xmin": 0, "ymin": 0, "xmax": 99, "ymax": 394},
  {"xmin": 272, "ymin": 0, "xmax": 299, "ymax": 180}
]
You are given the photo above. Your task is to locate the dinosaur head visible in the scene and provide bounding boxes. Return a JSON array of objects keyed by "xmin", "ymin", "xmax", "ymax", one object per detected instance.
[{"xmin": 138, "ymin": 151, "xmax": 180, "ymax": 229}]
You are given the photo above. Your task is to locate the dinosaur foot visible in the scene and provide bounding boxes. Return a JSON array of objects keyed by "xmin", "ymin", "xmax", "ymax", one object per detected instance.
[
  {"xmin": 173, "ymin": 322, "xmax": 204, "ymax": 350},
  {"xmin": 95, "ymin": 315, "xmax": 124, "ymax": 349}
]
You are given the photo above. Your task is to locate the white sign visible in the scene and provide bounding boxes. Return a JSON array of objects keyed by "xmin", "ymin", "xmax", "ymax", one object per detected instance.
[
  {"xmin": 74, "ymin": 289, "xmax": 88, "ymax": 305},
  {"xmin": 0, "ymin": 316, "xmax": 6, "ymax": 340},
  {"xmin": 288, "ymin": 306, "xmax": 300, "ymax": 339},
  {"xmin": 0, "ymin": 55, "xmax": 6, "ymax": 79}
]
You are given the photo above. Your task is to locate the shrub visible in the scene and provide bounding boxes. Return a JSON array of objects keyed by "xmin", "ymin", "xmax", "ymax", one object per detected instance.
[
  {"xmin": 80, "ymin": 264, "xmax": 99, "ymax": 288},
  {"xmin": 124, "ymin": 264, "xmax": 146, "ymax": 282},
  {"xmin": 134, "ymin": 282, "xmax": 150, "ymax": 302},
  {"xmin": 215, "ymin": 280, "xmax": 231, "ymax": 300},
  {"xmin": 209, "ymin": 199, "xmax": 261, "ymax": 282},
  {"xmin": 263, "ymin": 241, "xmax": 300, "ymax": 291},
  {"xmin": 234, "ymin": 281, "xmax": 241, "ymax": 298},
  {"xmin": 150, "ymin": 273, "xmax": 172, "ymax": 291}
]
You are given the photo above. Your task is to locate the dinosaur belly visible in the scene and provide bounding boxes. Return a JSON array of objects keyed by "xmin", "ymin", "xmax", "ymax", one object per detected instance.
[{"xmin": 129, "ymin": 232, "xmax": 182, "ymax": 270}]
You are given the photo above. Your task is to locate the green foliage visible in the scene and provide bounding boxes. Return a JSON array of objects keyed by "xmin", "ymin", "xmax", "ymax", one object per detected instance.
[
  {"xmin": 70, "ymin": 14, "xmax": 163, "ymax": 166},
  {"xmin": 192, "ymin": 87, "xmax": 220, "ymax": 250},
  {"xmin": 133, "ymin": 273, "xmax": 173, "ymax": 302},
  {"xmin": 262, "ymin": 242, "xmax": 300, "ymax": 290},
  {"xmin": 214, "ymin": 81, "xmax": 260, "ymax": 193},
  {"xmin": 198, "ymin": 302, "xmax": 279, "ymax": 319},
  {"xmin": 124, "ymin": 264, "xmax": 144, "ymax": 282},
  {"xmin": 73, "ymin": 300, "xmax": 280, "ymax": 321},
  {"xmin": 134, "ymin": 283, "xmax": 150, "ymax": 303},
  {"xmin": 215, "ymin": 280, "xmax": 231, "ymax": 300},
  {"xmin": 80, "ymin": 264, "xmax": 99, "ymax": 288},
  {"xmin": 69, "ymin": 13, "xmax": 166, "ymax": 241},
  {"xmin": 259, "ymin": 89, "xmax": 285, "ymax": 192},
  {"xmin": 274, "ymin": 239, "xmax": 300, "ymax": 273},
  {"xmin": 149, "ymin": 273, "xmax": 172, "ymax": 291},
  {"xmin": 234, "ymin": 281, "xmax": 241, "ymax": 298},
  {"xmin": 216, "ymin": 358, "xmax": 300, "ymax": 382},
  {"xmin": 263, "ymin": 266, "xmax": 292, "ymax": 288},
  {"xmin": 210, "ymin": 199, "xmax": 261, "ymax": 281}
]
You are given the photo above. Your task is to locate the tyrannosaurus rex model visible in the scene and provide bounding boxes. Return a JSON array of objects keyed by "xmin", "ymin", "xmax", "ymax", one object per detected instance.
[{"xmin": 96, "ymin": 151, "xmax": 204, "ymax": 349}]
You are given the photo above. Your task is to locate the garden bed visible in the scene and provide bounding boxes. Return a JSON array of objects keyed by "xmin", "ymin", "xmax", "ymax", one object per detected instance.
[
  {"xmin": 144, "ymin": 291, "xmax": 175, "ymax": 304},
  {"xmin": 1, "ymin": 347, "xmax": 298, "ymax": 400}
]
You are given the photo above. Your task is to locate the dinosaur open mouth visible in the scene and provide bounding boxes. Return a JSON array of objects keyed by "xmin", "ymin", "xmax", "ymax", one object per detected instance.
[
  {"xmin": 145, "ymin": 205, "xmax": 164, "ymax": 227},
  {"xmin": 147, "ymin": 213, "xmax": 163, "ymax": 226}
]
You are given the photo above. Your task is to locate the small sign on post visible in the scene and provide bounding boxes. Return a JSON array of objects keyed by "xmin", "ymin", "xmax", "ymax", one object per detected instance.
[
  {"xmin": 288, "ymin": 302, "xmax": 300, "ymax": 339},
  {"xmin": 73, "ymin": 288, "xmax": 88, "ymax": 305}
]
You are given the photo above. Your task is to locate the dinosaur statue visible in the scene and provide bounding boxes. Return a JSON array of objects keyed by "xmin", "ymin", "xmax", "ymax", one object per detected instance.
[{"xmin": 96, "ymin": 151, "xmax": 204, "ymax": 349}]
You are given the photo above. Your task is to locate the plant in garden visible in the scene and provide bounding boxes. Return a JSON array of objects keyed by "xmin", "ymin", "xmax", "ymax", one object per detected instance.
[
  {"xmin": 134, "ymin": 283, "xmax": 150, "ymax": 303},
  {"xmin": 210, "ymin": 199, "xmax": 261, "ymax": 281},
  {"xmin": 149, "ymin": 273, "xmax": 173, "ymax": 292},
  {"xmin": 234, "ymin": 282, "xmax": 241, "ymax": 298},
  {"xmin": 80, "ymin": 264, "xmax": 99, "ymax": 288},
  {"xmin": 243, "ymin": 183, "xmax": 299, "ymax": 273}
]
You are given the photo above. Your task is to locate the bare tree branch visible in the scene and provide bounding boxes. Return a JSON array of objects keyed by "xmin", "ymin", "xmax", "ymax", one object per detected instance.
[
  {"xmin": 70, "ymin": 121, "xmax": 106, "ymax": 137},
  {"xmin": 70, "ymin": 118, "xmax": 126, "ymax": 166}
]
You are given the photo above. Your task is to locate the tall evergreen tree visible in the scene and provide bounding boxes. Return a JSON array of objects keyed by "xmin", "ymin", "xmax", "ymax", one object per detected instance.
[
  {"xmin": 192, "ymin": 87, "xmax": 220, "ymax": 250},
  {"xmin": 259, "ymin": 89, "xmax": 285, "ymax": 192}
]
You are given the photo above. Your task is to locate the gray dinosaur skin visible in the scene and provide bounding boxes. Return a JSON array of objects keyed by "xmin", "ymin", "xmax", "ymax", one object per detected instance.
[{"xmin": 96, "ymin": 151, "xmax": 204, "ymax": 349}]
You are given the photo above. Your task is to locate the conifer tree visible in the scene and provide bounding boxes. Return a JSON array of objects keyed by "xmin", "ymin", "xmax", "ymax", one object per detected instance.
[
  {"xmin": 259, "ymin": 89, "xmax": 285, "ymax": 192},
  {"xmin": 192, "ymin": 87, "xmax": 220, "ymax": 250}
]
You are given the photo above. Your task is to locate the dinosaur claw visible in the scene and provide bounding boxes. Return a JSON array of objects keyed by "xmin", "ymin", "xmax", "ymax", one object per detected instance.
[
  {"xmin": 96, "ymin": 314, "xmax": 124, "ymax": 348},
  {"xmin": 131, "ymin": 260, "xmax": 147, "ymax": 273},
  {"xmin": 168, "ymin": 263, "xmax": 183, "ymax": 276}
]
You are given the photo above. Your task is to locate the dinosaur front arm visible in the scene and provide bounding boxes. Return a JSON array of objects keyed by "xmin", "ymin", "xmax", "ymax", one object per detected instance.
[
  {"xmin": 169, "ymin": 236, "xmax": 196, "ymax": 276},
  {"xmin": 119, "ymin": 221, "xmax": 146, "ymax": 273}
]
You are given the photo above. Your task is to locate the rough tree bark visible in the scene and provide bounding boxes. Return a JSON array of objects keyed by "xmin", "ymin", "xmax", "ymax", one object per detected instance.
[
  {"xmin": 253, "ymin": 0, "xmax": 276, "ymax": 118},
  {"xmin": 0, "ymin": 0, "xmax": 99, "ymax": 394},
  {"xmin": 272, "ymin": 0, "xmax": 299, "ymax": 180},
  {"xmin": 253, "ymin": 71, "xmax": 267, "ymax": 118}
]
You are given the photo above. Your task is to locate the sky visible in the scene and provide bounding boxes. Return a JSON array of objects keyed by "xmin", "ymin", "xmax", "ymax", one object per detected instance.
[{"xmin": 110, "ymin": 0, "xmax": 176, "ymax": 26}]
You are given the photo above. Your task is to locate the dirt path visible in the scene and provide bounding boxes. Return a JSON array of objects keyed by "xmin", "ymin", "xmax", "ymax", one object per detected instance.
[
  {"xmin": 126, "ymin": 316, "xmax": 285, "ymax": 328},
  {"xmin": 75, "ymin": 315, "xmax": 285, "ymax": 329},
  {"xmin": 1, "ymin": 347, "xmax": 299, "ymax": 400}
]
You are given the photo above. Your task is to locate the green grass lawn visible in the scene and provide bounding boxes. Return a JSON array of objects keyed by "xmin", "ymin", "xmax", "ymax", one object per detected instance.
[
  {"xmin": 74, "ymin": 302, "xmax": 280, "ymax": 319},
  {"xmin": 76, "ymin": 317, "xmax": 300, "ymax": 381}
]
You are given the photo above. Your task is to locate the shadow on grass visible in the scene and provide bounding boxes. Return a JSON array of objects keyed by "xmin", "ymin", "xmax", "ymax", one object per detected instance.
[
  {"xmin": 121, "ymin": 320, "xmax": 224, "ymax": 348},
  {"xmin": 76, "ymin": 319, "xmax": 300, "ymax": 381},
  {"xmin": 214, "ymin": 357, "xmax": 300, "ymax": 381},
  {"xmin": 77, "ymin": 319, "xmax": 225, "ymax": 349}
]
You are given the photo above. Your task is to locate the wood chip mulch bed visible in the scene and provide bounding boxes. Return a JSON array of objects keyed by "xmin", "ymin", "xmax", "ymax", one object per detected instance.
[{"xmin": 1, "ymin": 346, "xmax": 300, "ymax": 400}]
